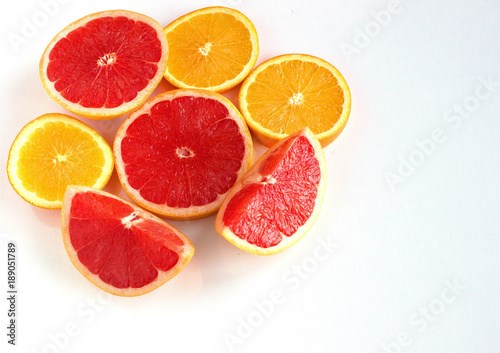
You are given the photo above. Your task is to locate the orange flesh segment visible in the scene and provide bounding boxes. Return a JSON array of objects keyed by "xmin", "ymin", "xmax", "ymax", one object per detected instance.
[
  {"xmin": 166, "ymin": 13, "xmax": 253, "ymax": 88},
  {"xmin": 245, "ymin": 60, "xmax": 345, "ymax": 135},
  {"xmin": 17, "ymin": 122, "xmax": 105, "ymax": 202}
]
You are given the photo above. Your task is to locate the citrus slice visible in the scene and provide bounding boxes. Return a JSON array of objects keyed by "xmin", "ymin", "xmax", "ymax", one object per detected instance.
[
  {"xmin": 39, "ymin": 10, "xmax": 168, "ymax": 119},
  {"xmin": 7, "ymin": 113, "xmax": 113, "ymax": 209},
  {"xmin": 114, "ymin": 89, "xmax": 253, "ymax": 220},
  {"xmin": 239, "ymin": 54, "xmax": 351, "ymax": 147},
  {"xmin": 163, "ymin": 6, "xmax": 259, "ymax": 92},
  {"xmin": 215, "ymin": 127, "xmax": 327, "ymax": 255},
  {"xmin": 61, "ymin": 186, "xmax": 194, "ymax": 296}
]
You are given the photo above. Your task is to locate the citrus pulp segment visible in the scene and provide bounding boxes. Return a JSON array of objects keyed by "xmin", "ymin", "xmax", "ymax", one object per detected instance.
[
  {"xmin": 7, "ymin": 113, "xmax": 113, "ymax": 209},
  {"xmin": 239, "ymin": 54, "xmax": 351, "ymax": 147},
  {"xmin": 61, "ymin": 186, "xmax": 194, "ymax": 296},
  {"xmin": 163, "ymin": 6, "xmax": 259, "ymax": 92},
  {"xmin": 114, "ymin": 89, "xmax": 253, "ymax": 220},
  {"xmin": 215, "ymin": 127, "xmax": 327, "ymax": 255},
  {"xmin": 39, "ymin": 10, "xmax": 168, "ymax": 119}
]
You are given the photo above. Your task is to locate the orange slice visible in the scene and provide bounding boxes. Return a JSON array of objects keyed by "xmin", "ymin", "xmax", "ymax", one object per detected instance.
[
  {"xmin": 62, "ymin": 186, "xmax": 194, "ymax": 296},
  {"xmin": 113, "ymin": 89, "xmax": 253, "ymax": 220},
  {"xmin": 163, "ymin": 6, "xmax": 259, "ymax": 92},
  {"xmin": 215, "ymin": 127, "xmax": 327, "ymax": 255},
  {"xmin": 6, "ymin": 113, "xmax": 114, "ymax": 209},
  {"xmin": 239, "ymin": 54, "xmax": 351, "ymax": 147},
  {"xmin": 39, "ymin": 10, "xmax": 168, "ymax": 119}
]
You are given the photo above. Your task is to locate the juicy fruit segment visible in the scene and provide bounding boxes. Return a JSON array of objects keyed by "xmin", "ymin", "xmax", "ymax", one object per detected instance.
[
  {"xmin": 216, "ymin": 127, "xmax": 327, "ymax": 255},
  {"xmin": 114, "ymin": 89, "xmax": 253, "ymax": 219},
  {"xmin": 40, "ymin": 10, "xmax": 168, "ymax": 119},
  {"xmin": 164, "ymin": 6, "xmax": 259, "ymax": 92},
  {"xmin": 7, "ymin": 114, "xmax": 113, "ymax": 209},
  {"xmin": 62, "ymin": 186, "xmax": 194, "ymax": 296},
  {"xmin": 239, "ymin": 54, "xmax": 351, "ymax": 147}
]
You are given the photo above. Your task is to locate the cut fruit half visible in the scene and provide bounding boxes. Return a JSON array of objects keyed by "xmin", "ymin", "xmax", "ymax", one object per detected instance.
[
  {"xmin": 40, "ymin": 10, "xmax": 168, "ymax": 119},
  {"xmin": 215, "ymin": 127, "xmax": 327, "ymax": 255},
  {"xmin": 163, "ymin": 6, "xmax": 259, "ymax": 92},
  {"xmin": 7, "ymin": 113, "xmax": 113, "ymax": 209},
  {"xmin": 239, "ymin": 54, "xmax": 351, "ymax": 147},
  {"xmin": 114, "ymin": 89, "xmax": 253, "ymax": 220},
  {"xmin": 61, "ymin": 186, "xmax": 194, "ymax": 296}
]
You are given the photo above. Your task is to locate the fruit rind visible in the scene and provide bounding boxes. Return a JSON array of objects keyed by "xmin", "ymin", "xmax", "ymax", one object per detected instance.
[
  {"xmin": 61, "ymin": 185, "xmax": 195, "ymax": 296},
  {"xmin": 239, "ymin": 53, "xmax": 351, "ymax": 147},
  {"xmin": 6, "ymin": 113, "xmax": 114, "ymax": 209},
  {"xmin": 163, "ymin": 6, "xmax": 259, "ymax": 93},
  {"xmin": 39, "ymin": 10, "xmax": 168, "ymax": 119},
  {"xmin": 113, "ymin": 88, "xmax": 253, "ymax": 220},
  {"xmin": 215, "ymin": 127, "xmax": 327, "ymax": 255}
]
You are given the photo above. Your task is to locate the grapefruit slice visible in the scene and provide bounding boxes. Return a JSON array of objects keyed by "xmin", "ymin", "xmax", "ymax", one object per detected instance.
[
  {"xmin": 114, "ymin": 89, "xmax": 253, "ymax": 220},
  {"xmin": 61, "ymin": 186, "xmax": 194, "ymax": 296},
  {"xmin": 163, "ymin": 6, "xmax": 259, "ymax": 92},
  {"xmin": 7, "ymin": 113, "xmax": 113, "ymax": 209},
  {"xmin": 215, "ymin": 127, "xmax": 327, "ymax": 255},
  {"xmin": 40, "ymin": 10, "xmax": 168, "ymax": 119},
  {"xmin": 239, "ymin": 54, "xmax": 351, "ymax": 147}
]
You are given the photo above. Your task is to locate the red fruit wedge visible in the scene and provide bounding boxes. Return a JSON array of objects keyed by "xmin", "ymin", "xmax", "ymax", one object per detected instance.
[
  {"xmin": 113, "ymin": 89, "xmax": 253, "ymax": 220},
  {"xmin": 61, "ymin": 186, "xmax": 194, "ymax": 296},
  {"xmin": 215, "ymin": 127, "xmax": 327, "ymax": 255},
  {"xmin": 40, "ymin": 10, "xmax": 168, "ymax": 119}
]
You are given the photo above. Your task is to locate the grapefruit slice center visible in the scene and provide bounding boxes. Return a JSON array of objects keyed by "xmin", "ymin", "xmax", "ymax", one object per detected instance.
[
  {"xmin": 222, "ymin": 135, "xmax": 321, "ymax": 248},
  {"xmin": 46, "ymin": 15, "xmax": 163, "ymax": 109},
  {"xmin": 120, "ymin": 95, "xmax": 246, "ymax": 208},
  {"xmin": 68, "ymin": 190, "xmax": 184, "ymax": 288}
]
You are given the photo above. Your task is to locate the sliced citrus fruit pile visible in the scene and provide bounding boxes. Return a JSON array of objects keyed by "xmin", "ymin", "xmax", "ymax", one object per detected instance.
[
  {"xmin": 114, "ymin": 89, "xmax": 253, "ymax": 220},
  {"xmin": 215, "ymin": 127, "xmax": 327, "ymax": 255},
  {"xmin": 6, "ymin": 113, "xmax": 113, "ymax": 209},
  {"xmin": 39, "ymin": 10, "xmax": 168, "ymax": 119},
  {"xmin": 163, "ymin": 6, "xmax": 259, "ymax": 92},
  {"xmin": 239, "ymin": 54, "xmax": 351, "ymax": 147},
  {"xmin": 62, "ymin": 186, "xmax": 194, "ymax": 296}
]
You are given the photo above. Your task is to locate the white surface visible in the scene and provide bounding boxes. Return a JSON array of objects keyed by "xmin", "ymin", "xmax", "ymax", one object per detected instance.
[{"xmin": 1, "ymin": 0, "xmax": 499, "ymax": 352}]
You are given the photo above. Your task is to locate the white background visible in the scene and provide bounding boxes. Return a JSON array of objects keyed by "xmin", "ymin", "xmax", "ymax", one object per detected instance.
[{"xmin": 1, "ymin": 0, "xmax": 500, "ymax": 352}]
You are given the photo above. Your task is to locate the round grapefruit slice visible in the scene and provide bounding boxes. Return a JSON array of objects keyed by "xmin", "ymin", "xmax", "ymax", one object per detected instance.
[
  {"xmin": 61, "ymin": 186, "xmax": 194, "ymax": 296},
  {"xmin": 40, "ymin": 10, "xmax": 168, "ymax": 119},
  {"xmin": 113, "ymin": 89, "xmax": 253, "ymax": 220},
  {"xmin": 215, "ymin": 127, "xmax": 327, "ymax": 255}
]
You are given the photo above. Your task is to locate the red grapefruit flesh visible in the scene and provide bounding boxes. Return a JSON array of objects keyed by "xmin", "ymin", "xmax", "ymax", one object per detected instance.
[
  {"xmin": 40, "ymin": 10, "xmax": 168, "ymax": 119},
  {"xmin": 114, "ymin": 89, "xmax": 253, "ymax": 220},
  {"xmin": 215, "ymin": 127, "xmax": 327, "ymax": 255},
  {"xmin": 61, "ymin": 186, "xmax": 194, "ymax": 296}
]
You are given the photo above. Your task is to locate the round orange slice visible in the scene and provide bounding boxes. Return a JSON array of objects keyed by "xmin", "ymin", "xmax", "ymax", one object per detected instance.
[
  {"xmin": 163, "ymin": 6, "xmax": 259, "ymax": 92},
  {"xmin": 61, "ymin": 186, "xmax": 194, "ymax": 296},
  {"xmin": 7, "ymin": 113, "xmax": 113, "ymax": 209},
  {"xmin": 113, "ymin": 89, "xmax": 253, "ymax": 220},
  {"xmin": 239, "ymin": 54, "xmax": 351, "ymax": 147},
  {"xmin": 39, "ymin": 10, "xmax": 168, "ymax": 119},
  {"xmin": 215, "ymin": 127, "xmax": 327, "ymax": 255}
]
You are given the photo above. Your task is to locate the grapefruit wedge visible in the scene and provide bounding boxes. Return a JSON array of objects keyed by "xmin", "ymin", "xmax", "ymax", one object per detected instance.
[
  {"xmin": 114, "ymin": 89, "xmax": 253, "ymax": 220},
  {"xmin": 215, "ymin": 127, "xmax": 327, "ymax": 255},
  {"xmin": 40, "ymin": 10, "xmax": 168, "ymax": 119},
  {"xmin": 61, "ymin": 186, "xmax": 194, "ymax": 296}
]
